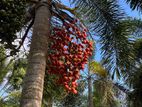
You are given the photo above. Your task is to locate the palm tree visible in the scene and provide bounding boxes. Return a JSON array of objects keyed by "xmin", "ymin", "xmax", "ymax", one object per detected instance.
[
  {"xmin": 20, "ymin": 4, "xmax": 50, "ymax": 107},
  {"xmin": 3, "ymin": 0, "xmax": 141, "ymax": 106},
  {"xmin": 88, "ymin": 60, "xmax": 107, "ymax": 107},
  {"xmin": 89, "ymin": 61, "xmax": 119, "ymax": 107},
  {"xmin": 20, "ymin": 0, "xmax": 51, "ymax": 106},
  {"xmin": 20, "ymin": 0, "xmax": 79, "ymax": 106},
  {"xmin": 87, "ymin": 64, "xmax": 94, "ymax": 107},
  {"xmin": 0, "ymin": 1, "xmax": 141, "ymax": 107},
  {"xmin": 1, "ymin": 0, "xmax": 129, "ymax": 106},
  {"xmin": 93, "ymin": 78, "xmax": 119, "ymax": 107}
]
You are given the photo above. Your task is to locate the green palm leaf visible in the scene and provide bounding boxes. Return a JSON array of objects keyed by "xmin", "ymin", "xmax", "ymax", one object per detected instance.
[
  {"xmin": 89, "ymin": 61, "xmax": 107, "ymax": 77},
  {"xmin": 71, "ymin": 0, "xmax": 131, "ymax": 78}
]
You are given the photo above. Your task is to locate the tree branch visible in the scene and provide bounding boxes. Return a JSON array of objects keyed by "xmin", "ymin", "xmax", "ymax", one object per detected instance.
[
  {"xmin": 17, "ymin": 19, "xmax": 34, "ymax": 51},
  {"xmin": 55, "ymin": 2, "xmax": 78, "ymax": 15}
]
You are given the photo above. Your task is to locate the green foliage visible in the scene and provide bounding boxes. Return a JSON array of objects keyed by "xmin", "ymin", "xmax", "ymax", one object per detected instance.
[
  {"xmin": 0, "ymin": 91, "xmax": 21, "ymax": 107},
  {"xmin": 89, "ymin": 61, "xmax": 107, "ymax": 77},
  {"xmin": 0, "ymin": 0, "xmax": 27, "ymax": 49},
  {"xmin": 0, "ymin": 46, "xmax": 6, "ymax": 83},
  {"xmin": 113, "ymin": 19, "xmax": 142, "ymax": 77},
  {"xmin": 9, "ymin": 59, "xmax": 27, "ymax": 90},
  {"xmin": 0, "ymin": 60, "xmax": 14, "ymax": 84},
  {"xmin": 121, "ymin": 18, "xmax": 142, "ymax": 38},
  {"xmin": 0, "ymin": 58, "xmax": 27, "ymax": 93},
  {"xmin": 0, "ymin": 46, "xmax": 14, "ymax": 84},
  {"xmin": 0, "ymin": 58, "xmax": 26, "ymax": 106}
]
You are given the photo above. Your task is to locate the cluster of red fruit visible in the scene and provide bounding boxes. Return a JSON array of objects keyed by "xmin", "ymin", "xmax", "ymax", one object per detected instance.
[{"xmin": 47, "ymin": 20, "xmax": 93, "ymax": 94}]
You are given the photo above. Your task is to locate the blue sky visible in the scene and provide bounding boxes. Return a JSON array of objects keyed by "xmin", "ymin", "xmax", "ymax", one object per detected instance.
[
  {"xmin": 118, "ymin": 0, "xmax": 142, "ymax": 19},
  {"xmin": 61, "ymin": 0, "xmax": 142, "ymax": 62},
  {"xmin": 60, "ymin": 0, "xmax": 142, "ymax": 18}
]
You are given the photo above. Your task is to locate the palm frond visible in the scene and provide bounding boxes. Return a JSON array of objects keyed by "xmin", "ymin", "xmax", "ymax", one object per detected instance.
[
  {"xmin": 101, "ymin": 20, "xmax": 135, "ymax": 78},
  {"xmin": 123, "ymin": 37, "xmax": 142, "ymax": 106},
  {"xmin": 125, "ymin": 39, "xmax": 142, "ymax": 83},
  {"xmin": 123, "ymin": 18, "xmax": 142, "ymax": 38},
  {"xmin": 103, "ymin": 19, "xmax": 142, "ymax": 78},
  {"xmin": 71, "ymin": 0, "xmax": 132, "ymax": 78},
  {"xmin": 126, "ymin": 0, "xmax": 142, "ymax": 11},
  {"xmin": 71, "ymin": 0, "xmax": 124, "ymax": 30}
]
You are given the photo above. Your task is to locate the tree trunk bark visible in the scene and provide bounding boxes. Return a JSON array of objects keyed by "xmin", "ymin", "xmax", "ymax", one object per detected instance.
[
  {"xmin": 88, "ymin": 64, "xmax": 94, "ymax": 107},
  {"xmin": 20, "ymin": 1, "xmax": 51, "ymax": 107}
]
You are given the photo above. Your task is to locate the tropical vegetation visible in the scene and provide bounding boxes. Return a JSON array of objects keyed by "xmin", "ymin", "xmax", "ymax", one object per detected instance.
[{"xmin": 0, "ymin": 0, "xmax": 142, "ymax": 107}]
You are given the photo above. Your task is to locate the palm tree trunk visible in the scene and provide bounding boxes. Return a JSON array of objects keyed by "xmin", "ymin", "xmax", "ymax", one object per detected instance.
[
  {"xmin": 20, "ymin": 1, "xmax": 51, "ymax": 107},
  {"xmin": 88, "ymin": 65, "xmax": 94, "ymax": 107}
]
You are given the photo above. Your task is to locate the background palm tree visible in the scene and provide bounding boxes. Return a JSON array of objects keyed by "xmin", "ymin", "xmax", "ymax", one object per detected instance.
[
  {"xmin": 93, "ymin": 78, "xmax": 119, "ymax": 107},
  {"xmin": 124, "ymin": 39, "xmax": 142, "ymax": 107},
  {"xmin": 89, "ymin": 61, "xmax": 118, "ymax": 107}
]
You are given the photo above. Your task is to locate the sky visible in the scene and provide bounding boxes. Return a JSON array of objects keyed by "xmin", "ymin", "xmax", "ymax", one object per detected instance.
[
  {"xmin": 118, "ymin": 0, "xmax": 142, "ymax": 19},
  {"xmin": 61, "ymin": 0, "xmax": 142, "ymax": 62},
  {"xmin": 60, "ymin": 0, "xmax": 142, "ymax": 18}
]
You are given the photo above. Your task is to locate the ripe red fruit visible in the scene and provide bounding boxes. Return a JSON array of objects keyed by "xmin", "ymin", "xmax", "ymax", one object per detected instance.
[
  {"xmin": 64, "ymin": 76, "xmax": 69, "ymax": 81},
  {"xmin": 68, "ymin": 76, "xmax": 73, "ymax": 80},
  {"xmin": 69, "ymin": 72, "xmax": 73, "ymax": 76},
  {"xmin": 65, "ymin": 85, "xmax": 69, "ymax": 89},
  {"xmin": 72, "ymin": 81, "xmax": 78, "ymax": 87},
  {"xmin": 47, "ymin": 19, "xmax": 93, "ymax": 94},
  {"xmin": 64, "ymin": 82, "xmax": 67, "ymax": 85},
  {"xmin": 75, "ymin": 75, "xmax": 80, "ymax": 79},
  {"xmin": 72, "ymin": 88, "xmax": 78, "ymax": 94}
]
